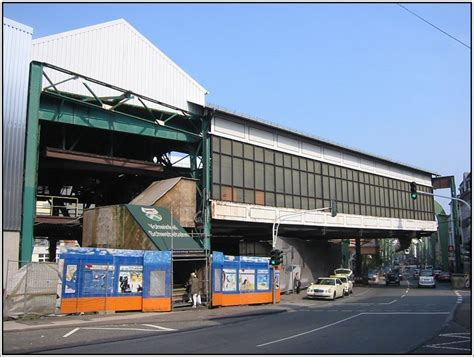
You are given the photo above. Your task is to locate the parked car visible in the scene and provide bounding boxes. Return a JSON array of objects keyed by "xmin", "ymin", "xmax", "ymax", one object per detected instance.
[
  {"xmin": 368, "ymin": 270, "xmax": 378, "ymax": 282},
  {"xmin": 307, "ymin": 277, "xmax": 345, "ymax": 300},
  {"xmin": 437, "ymin": 271, "xmax": 451, "ymax": 282},
  {"xmin": 385, "ymin": 270, "xmax": 400, "ymax": 285},
  {"xmin": 418, "ymin": 270, "xmax": 436, "ymax": 288},
  {"xmin": 413, "ymin": 269, "xmax": 420, "ymax": 280},
  {"xmin": 331, "ymin": 275, "xmax": 352, "ymax": 295},
  {"xmin": 334, "ymin": 268, "xmax": 354, "ymax": 281},
  {"xmin": 433, "ymin": 270, "xmax": 442, "ymax": 280}
]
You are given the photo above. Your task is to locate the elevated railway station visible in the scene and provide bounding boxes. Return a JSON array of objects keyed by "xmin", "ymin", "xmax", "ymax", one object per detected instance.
[{"xmin": 4, "ymin": 18, "xmax": 437, "ymax": 293}]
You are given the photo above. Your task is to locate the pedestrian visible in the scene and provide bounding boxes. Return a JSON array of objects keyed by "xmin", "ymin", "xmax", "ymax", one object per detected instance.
[
  {"xmin": 188, "ymin": 272, "xmax": 202, "ymax": 308},
  {"xmin": 294, "ymin": 272, "xmax": 301, "ymax": 294}
]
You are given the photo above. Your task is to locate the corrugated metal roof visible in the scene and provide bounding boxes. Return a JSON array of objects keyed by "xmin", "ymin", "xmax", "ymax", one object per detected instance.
[
  {"xmin": 208, "ymin": 103, "xmax": 437, "ymax": 176},
  {"xmin": 130, "ymin": 177, "xmax": 182, "ymax": 205},
  {"xmin": 32, "ymin": 19, "xmax": 207, "ymax": 113},
  {"xmin": 3, "ymin": 17, "xmax": 33, "ymax": 230}
]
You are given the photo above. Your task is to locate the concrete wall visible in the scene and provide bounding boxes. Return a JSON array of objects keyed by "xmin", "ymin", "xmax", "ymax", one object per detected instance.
[{"xmin": 276, "ymin": 237, "xmax": 341, "ymax": 291}]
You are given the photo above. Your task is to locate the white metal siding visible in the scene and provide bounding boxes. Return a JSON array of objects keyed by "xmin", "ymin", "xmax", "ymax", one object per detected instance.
[
  {"xmin": 32, "ymin": 19, "xmax": 206, "ymax": 113},
  {"xmin": 3, "ymin": 18, "xmax": 33, "ymax": 231}
]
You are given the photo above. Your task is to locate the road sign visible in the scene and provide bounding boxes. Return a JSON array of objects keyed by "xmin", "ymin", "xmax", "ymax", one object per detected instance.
[{"xmin": 448, "ymin": 245, "xmax": 454, "ymax": 252}]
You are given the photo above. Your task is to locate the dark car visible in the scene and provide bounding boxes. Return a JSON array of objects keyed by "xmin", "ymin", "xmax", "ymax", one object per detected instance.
[
  {"xmin": 385, "ymin": 270, "xmax": 400, "ymax": 285},
  {"xmin": 437, "ymin": 271, "xmax": 451, "ymax": 282}
]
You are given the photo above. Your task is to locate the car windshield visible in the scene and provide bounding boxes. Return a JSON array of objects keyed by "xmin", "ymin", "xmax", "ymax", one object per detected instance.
[
  {"xmin": 335, "ymin": 269, "xmax": 351, "ymax": 275},
  {"xmin": 316, "ymin": 278, "xmax": 335, "ymax": 286},
  {"xmin": 339, "ymin": 277, "xmax": 347, "ymax": 283},
  {"xmin": 420, "ymin": 271, "xmax": 432, "ymax": 276}
]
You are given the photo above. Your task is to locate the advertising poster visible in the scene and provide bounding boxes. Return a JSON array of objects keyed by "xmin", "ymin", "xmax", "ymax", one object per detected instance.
[
  {"xmin": 118, "ymin": 265, "xmax": 143, "ymax": 294},
  {"xmin": 64, "ymin": 264, "xmax": 77, "ymax": 293},
  {"xmin": 257, "ymin": 269, "xmax": 269, "ymax": 290},
  {"xmin": 239, "ymin": 269, "xmax": 255, "ymax": 292},
  {"xmin": 222, "ymin": 268, "xmax": 237, "ymax": 292},
  {"xmin": 83, "ymin": 264, "xmax": 115, "ymax": 296}
]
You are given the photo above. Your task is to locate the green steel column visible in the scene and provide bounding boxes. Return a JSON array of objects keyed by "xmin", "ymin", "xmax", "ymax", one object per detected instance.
[
  {"xmin": 201, "ymin": 110, "xmax": 213, "ymax": 251},
  {"xmin": 20, "ymin": 63, "xmax": 43, "ymax": 263},
  {"xmin": 450, "ymin": 177, "xmax": 462, "ymax": 273},
  {"xmin": 438, "ymin": 215, "xmax": 450, "ymax": 270},
  {"xmin": 190, "ymin": 153, "xmax": 197, "ymax": 180}
]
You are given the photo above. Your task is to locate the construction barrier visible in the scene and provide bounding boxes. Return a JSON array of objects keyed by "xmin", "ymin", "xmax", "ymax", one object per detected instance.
[
  {"xmin": 211, "ymin": 252, "xmax": 280, "ymax": 307},
  {"xmin": 59, "ymin": 248, "xmax": 172, "ymax": 314}
]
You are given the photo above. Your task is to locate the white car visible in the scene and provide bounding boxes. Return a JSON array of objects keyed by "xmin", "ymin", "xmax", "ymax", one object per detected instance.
[
  {"xmin": 333, "ymin": 274, "xmax": 353, "ymax": 295},
  {"xmin": 418, "ymin": 270, "xmax": 436, "ymax": 288},
  {"xmin": 307, "ymin": 277, "xmax": 345, "ymax": 300},
  {"xmin": 334, "ymin": 268, "xmax": 354, "ymax": 282}
]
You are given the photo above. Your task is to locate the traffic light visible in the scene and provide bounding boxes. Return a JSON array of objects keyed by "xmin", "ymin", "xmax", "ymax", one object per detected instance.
[
  {"xmin": 270, "ymin": 249, "xmax": 283, "ymax": 266},
  {"xmin": 331, "ymin": 199, "xmax": 338, "ymax": 217},
  {"xmin": 410, "ymin": 181, "xmax": 417, "ymax": 200}
]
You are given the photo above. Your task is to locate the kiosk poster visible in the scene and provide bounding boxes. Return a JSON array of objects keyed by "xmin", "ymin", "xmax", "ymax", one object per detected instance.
[
  {"xmin": 222, "ymin": 268, "xmax": 237, "ymax": 292},
  {"xmin": 118, "ymin": 265, "xmax": 143, "ymax": 294},
  {"xmin": 83, "ymin": 264, "xmax": 115, "ymax": 296},
  {"xmin": 257, "ymin": 269, "xmax": 269, "ymax": 290},
  {"xmin": 64, "ymin": 265, "xmax": 77, "ymax": 293},
  {"xmin": 239, "ymin": 269, "xmax": 255, "ymax": 292}
]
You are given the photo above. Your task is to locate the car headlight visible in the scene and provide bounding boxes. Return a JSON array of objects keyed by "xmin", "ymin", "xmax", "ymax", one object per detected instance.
[{"xmin": 327, "ymin": 289, "xmax": 332, "ymax": 293}]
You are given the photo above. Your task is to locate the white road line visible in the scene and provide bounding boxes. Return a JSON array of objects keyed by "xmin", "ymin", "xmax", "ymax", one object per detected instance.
[
  {"xmin": 256, "ymin": 311, "xmax": 451, "ymax": 347},
  {"xmin": 425, "ymin": 345, "xmax": 471, "ymax": 351},
  {"xmin": 380, "ymin": 300, "xmax": 397, "ymax": 305},
  {"xmin": 142, "ymin": 324, "xmax": 177, "ymax": 331},
  {"xmin": 439, "ymin": 332, "xmax": 471, "ymax": 338},
  {"xmin": 63, "ymin": 327, "xmax": 80, "ymax": 338},
  {"xmin": 427, "ymin": 339, "xmax": 471, "ymax": 347},
  {"xmin": 256, "ymin": 313, "xmax": 363, "ymax": 347},
  {"xmin": 401, "ymin": 295, "xmax": 406, "ymax": 298},
  {"xmin": 82, "ymin": 327, "xmax": 158, "ymax": 332}
]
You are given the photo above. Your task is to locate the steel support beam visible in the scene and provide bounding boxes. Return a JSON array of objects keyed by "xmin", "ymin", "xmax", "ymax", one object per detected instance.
[
  {"xmin": 201, "ymin": 109, "xmax": 213, "ymax": 251},
  {"xmin": 20, "ymin": 62, "xmax": 43, "ymax": 263}
]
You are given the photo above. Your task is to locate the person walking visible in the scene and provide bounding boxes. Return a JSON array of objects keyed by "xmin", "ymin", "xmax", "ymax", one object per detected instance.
[
  {"xmin": 188, "ymin": 272, "xmax": 202, "ymax": 308},
  {"xmin": 294, "ymin": 272, "xmax": 301, "ymax": 294}
]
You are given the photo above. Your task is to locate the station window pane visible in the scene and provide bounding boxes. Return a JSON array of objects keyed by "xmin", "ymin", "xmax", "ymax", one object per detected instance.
[
  {"xmin": 276, "ymin": 194, "xmax": 285, "ymax": 207},
  {"xmin": 307, "ymin": 160, "xmax": 314, "ymax": 172},
  {"xmin": 347, "ymin": 169, "xmax": 352, "ymax": 181},
  {"xmin": 233, "ymin": 141, "xmax": 243, "ymax": 157},
  {"xmin": 264, "ymin": 149, "xmax": 274, "ymax": 164},
  {"xmin": 244, "ymin": 144, "xmax": 253, "ymax": 160},
  {"xmin": 233, "ymin": 188, "xmax": 243, "ymax": 202},
  {"xmin": 336, "ymin": 179, "xmax": 342, "ymax": 201},
  {"xmin": 221, "ymin": 156, "xmax": 232, "ymax": 185},
  {"xmin": 369, "ymin": 175, "xmax": 375, "ymax": 185},
  {"xmin": 275, "ymin": 152, "xmax": 283, "ymax": 166},
  {"xmin": 255, "ymin": 191, "xmax": 265, "ymax": 205},
  {"xmin": 244, "ymin": 160, "xmax": 254, "ymax": 188},
  {"xmin": 317, "ymin": 199, "xmax": 324, "ymax": 208},
  {"xmin": 244, "ymin": 189, "xmax": 254, "ymax": 204},
  {"xmin": 255, "ymin": 163, "xmax": 264, "ymax": 190},
  {"xmin": 285, "ymin": 195, "xmax": 293, "ymax": 208},
  {"xmin": 299, "ymin": 158, "xmax": 307, "ymax": 172},
  {"xmin": 335, "ymin": 166, "xmax": 342, "ymax": 178},
  {"xmin": 314, "ymin": 161, "xmax": 321, "ymax": 174},
  {"xmin": 347, "ymin": 181, "xmax": 353, "ymax": 202},
  {"xmin": 212, "ymin": 184, "xmax": 220, "ymax": 200},
  {"xmin": 342, "ymin": 180, "xmax": 348, "ymax": 202},
  {"xmin": 265, "ymin": 192, "xmax": 275, "ymax": 206},
  {"xmin": 322, "ymin": 176, "xmax": 330, "ymax": 199},
  {"xmin": 301, "ymin": 172, "xmax": 308, "ymax": 196},
  {"xmin": 255, "ymin": 147, "xmax": 264, "ymax": 162},
  {"xmin": 293, "ymin": 196, "xmax": 301, "ymax": 209},
  {"xmin": 322, "ymin": 163, "xmax": 329, "ymax": 176},
  {"xmin": 292, "ymin": 156, "xmax": 299, "ymax": 170},
  {"xmin": 284, "ymin": 154, "xmax": 292, "ymax": 168},
  {"xmin": 329, "ymin": 177, "xmax": 336, "ymax": 199},
  {"xmin": 233, "ymin": 158, "xmax": 243, "ymax": 187},
  {"xmin": 359, "ymin": 183, "xmax": 365, "ymax": 203},
  {"xmin": 221, "ymin": 138, "xmax": 232, "ymax": 155},
  {"xmin": 329, "ymin": 165, "xmax": 335, "ymax": 177},
  {"xmin": 275, "ymin": 167, "xmax": 284, "ymax": 192},
  {"xmin": 309, "ymin": 198, "xmax": 316, "ymax": 209},
  {"xmin": 349, "ymin": 204, "xmax": 355, "ymax": 214},
  {"xmin": 284, "ymin": 168, "xmax": 292, "ymax": 193},
  {"xmin": 308, "ymin": 173, "xmax": 315, "ymax": 196},
  {"xmin": 344, "ymin": 203, "xmax": 349, "ymax": 214},
  {"xmin": 212, "ymin": 136, "xmax": 220, "ymax": 153},
  {"xmin": 300, "ymin": 197, "xmax": 308, "ymax": 210},
  {"xmin": 354, "ymin": 183, "xmax": 359, "ymax": 203},
  {"xmin": 292, "ymin": 171, "xmax": 300, "ymax": 195},
  {"xmin": 265, "ymin": 164, "xmax": 275, "ymax": 191},
  {"xmin": 212, "ymin": 153, "xmax": 220, "ymax": 184},
  {"xmin": 221, "ymin": 186, "xmax": 232, "ymax": 201},
  {"xmin": 354, "ymin": 204, "xmax": 360, "ymax": 215},
  {"xmin": 315, "ymin": 174, "xmax": 323, "ymax": 198}
]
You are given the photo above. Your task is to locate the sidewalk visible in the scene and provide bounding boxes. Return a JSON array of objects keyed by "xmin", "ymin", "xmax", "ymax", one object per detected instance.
[{"xmin": 3, "ymin": 293, "xmax": 304, "ymax": 333}]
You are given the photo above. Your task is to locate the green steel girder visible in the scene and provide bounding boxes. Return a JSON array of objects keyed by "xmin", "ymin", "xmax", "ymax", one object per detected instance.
[{"xmin": 39, "ymin": 93, "xmax": 200, "ymax": 143}]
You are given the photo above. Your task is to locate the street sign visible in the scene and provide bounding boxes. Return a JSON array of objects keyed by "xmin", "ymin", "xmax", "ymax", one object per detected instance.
[
  {"xmin": 448, "ymin": 245, "xmax": 454, "ymax": 252},
  {"xmin": 432, "ymin": 176, "xmax": 454, "ymax": 190}
]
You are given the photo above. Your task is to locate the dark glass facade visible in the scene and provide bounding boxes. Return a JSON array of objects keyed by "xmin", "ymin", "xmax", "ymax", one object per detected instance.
[{"xmin": 212, "ymin": 136, "xmax": 435, "ymax": 221}]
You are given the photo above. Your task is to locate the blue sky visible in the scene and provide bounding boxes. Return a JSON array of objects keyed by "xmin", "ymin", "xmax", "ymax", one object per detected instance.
[{"xmin": 4, "ymin": 3, "xmax": 471, "ymax": 212}]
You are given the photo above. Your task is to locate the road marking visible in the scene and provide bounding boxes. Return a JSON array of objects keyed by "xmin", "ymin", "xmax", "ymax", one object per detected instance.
[
  {"xmin": 363, "ymin": 312, "xmax": 450, "ymax": 315},
  {"xmin": 380, "ymin": 299, "xmax": 397, "ymax": 305},
  {"xmin": 82, "ymin": 327, "xmax": 161, "ymax": 332},
  {"xmin": 257, "ymin": 313, "xmax": 363, "ymax": 347},
  {"xmin": 424, "ymin": 345, "xmax": 471, "ymax": 352},
  {"xmin": 439, "ymin": 332, "xmax": 470, "ymax": 338},
  {"xmin": 401, "ymin": 295, "xmax": 406, "ymax": 298},
  {"xmin": 142, "ymin": 324, "xmax": 177, "ymax": 331},
  {"xmin": 63, "ymin": 328, "xmax": 80, "ymax": 338}
]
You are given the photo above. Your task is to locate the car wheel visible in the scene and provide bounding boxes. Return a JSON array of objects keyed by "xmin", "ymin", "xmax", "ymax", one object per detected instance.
[{"xmin": 397, "ymin": 282, "xmax": 400, "ymax": 286}]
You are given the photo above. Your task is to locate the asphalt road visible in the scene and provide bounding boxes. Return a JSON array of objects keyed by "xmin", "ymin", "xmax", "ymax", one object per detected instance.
[{"xmin": 3, "ymin": 278, "xmax": 471, "ymax": 354}]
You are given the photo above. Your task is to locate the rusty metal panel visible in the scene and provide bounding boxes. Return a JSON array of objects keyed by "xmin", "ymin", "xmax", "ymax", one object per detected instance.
[{"xmin": 3, "ymin": 18, "xmax": 33, "ymax": 230}]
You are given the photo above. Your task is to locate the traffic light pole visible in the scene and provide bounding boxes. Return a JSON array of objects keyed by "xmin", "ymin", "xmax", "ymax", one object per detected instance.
[{"xmin": 415, "ymin": 191, "xmax": 471, "ymax": 210}]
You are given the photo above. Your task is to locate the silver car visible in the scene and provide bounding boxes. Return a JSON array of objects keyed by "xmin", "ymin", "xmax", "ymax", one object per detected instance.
[{"xmin": 418, "ymin": 270, "xmax": 436, "ymax": 288}]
